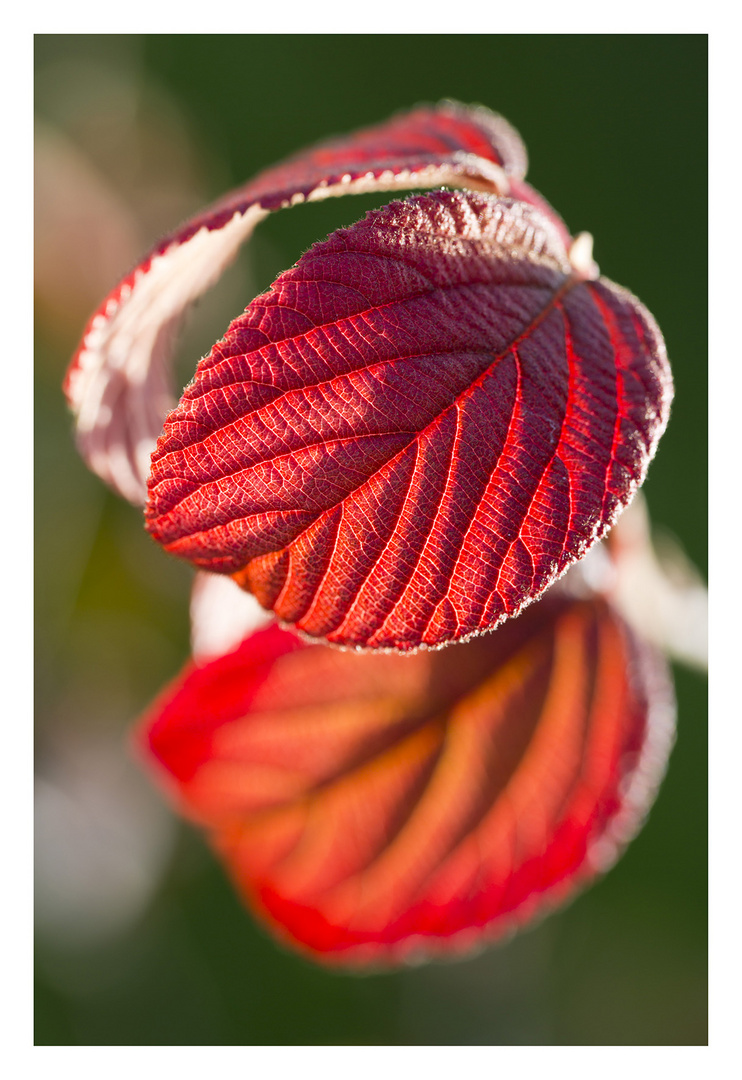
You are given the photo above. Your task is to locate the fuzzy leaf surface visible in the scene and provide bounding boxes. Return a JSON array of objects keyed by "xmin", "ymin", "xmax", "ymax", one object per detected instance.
[
  {"xmin": 137, "ymin": 595, "xmax": 674, "ymax": 967},
  {"xmin": 146, "ymin": 190, "xmax": 672, "ymax": 650}
]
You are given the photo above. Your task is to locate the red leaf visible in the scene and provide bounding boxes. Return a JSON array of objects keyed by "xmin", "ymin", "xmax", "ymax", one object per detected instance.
[
  {"xmin": 146, "ymin": 190, "xmax": 672, "ymax": 651},
  {"xmin": 136, "ymin": 594, "xmax": 674, "ymax": 967},
  {"xmin": 64, "ymin": 101, "xmax": 530, "ymax": 503}
]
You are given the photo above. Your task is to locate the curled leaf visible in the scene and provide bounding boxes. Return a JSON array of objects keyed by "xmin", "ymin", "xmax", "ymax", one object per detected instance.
[
  {"xmin": 146, "ymin": 189, "xmax": 672, "ymax": 650},
  {"xmin": 137, "ymin": 593, "xmax": 674, "ymax": 966},
  {"xmin": 64, "ymin": 101, "xmax": 532, "ymax": 503}
]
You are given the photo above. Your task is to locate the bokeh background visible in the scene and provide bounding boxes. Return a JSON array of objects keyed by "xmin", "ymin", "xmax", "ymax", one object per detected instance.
[{"xmin": 34, "ymin": 34, "xmax": 707, "ymax": 1045}]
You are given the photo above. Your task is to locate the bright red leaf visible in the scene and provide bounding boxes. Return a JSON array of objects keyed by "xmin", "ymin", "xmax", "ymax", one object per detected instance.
[
  {"xmin": 146, "ymin": 189, "xmax": 672, "ymax": 651},
  {"xmin": 64, "ymin": 101, "xmax": 537, "ymax": 504},
  {"xmin": 136, "ymin": 592, "xmax": 674, "ymax": 967}
]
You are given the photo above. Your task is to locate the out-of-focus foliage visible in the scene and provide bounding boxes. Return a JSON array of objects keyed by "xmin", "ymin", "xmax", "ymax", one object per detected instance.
[{"xmin": 35, "ymin": 33, "xmax": 706, "ymax": 1045}]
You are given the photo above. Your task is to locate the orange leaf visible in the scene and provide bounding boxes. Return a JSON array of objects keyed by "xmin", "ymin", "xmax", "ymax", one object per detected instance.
[{"xmin": 136, "ymin": 595, "xmax": 673, "ymax": 966}]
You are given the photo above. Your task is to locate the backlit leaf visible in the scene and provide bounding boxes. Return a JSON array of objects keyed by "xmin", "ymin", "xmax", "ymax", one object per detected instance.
[
  {"xmin": 146, "ymin": 190, "xmax": 672, "ymax": 650},
  {"xmin": 64, "ymin": 101, "xmax": 531, "ymax": 503},
  {"xmin": 136, "ymin": 593, "xmax": 674, "ymax": 967}
]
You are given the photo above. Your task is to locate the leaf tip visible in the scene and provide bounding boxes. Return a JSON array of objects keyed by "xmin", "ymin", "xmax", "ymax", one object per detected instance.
[{"xmin": 568, "ymin": 231, "xmax": 598, "ymax": 279}]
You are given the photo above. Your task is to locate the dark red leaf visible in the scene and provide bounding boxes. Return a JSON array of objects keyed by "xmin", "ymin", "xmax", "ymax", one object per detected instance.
[
  {"xmin": 64, "ymin": 101, "xmax": 531, "ymax": 503},
  {"xmin": 136, "ymin": 594, "xmax": 674, "ymax": 967},
  {"xmin": 146, "ymin": 189, "xmax": 672, "ymax": 651}
]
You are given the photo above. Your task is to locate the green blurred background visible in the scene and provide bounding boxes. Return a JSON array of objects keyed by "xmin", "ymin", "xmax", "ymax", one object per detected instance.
[{"xmin": 34, "ymin": 34, "xmax": 707, "ymax": 1045}]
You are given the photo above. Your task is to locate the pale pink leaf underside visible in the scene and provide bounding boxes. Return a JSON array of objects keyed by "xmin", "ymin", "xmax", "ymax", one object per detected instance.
[
  {"xmin": 64, "ymin": 101, "xmax": 534, "ymax": 503},
  {"xmin": 190, "ymin": 571, "xmax": 274, "ymax": 662}
]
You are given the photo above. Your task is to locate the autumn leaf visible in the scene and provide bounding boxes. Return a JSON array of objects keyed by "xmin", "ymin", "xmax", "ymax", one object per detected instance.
[
  {"xmin": 137, "ymin": 592, "xmax": 673, "ymax": 966},
  {"xmin": 146, "ymin": 190, "xmax": 672, "ymax": 650}
]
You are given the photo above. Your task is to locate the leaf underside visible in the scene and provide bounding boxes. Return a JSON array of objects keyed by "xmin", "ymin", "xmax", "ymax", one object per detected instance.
[
  {"xmin": 146, "ymin": 190, "xmax": 672, "ymax": 651},
  {"xmin": 65, "ymin": 101, "xmax": 538, "ymax": 504},
  {"xmin": 138, "ymin": 594, "xmax": 674, "ymax": 967}
]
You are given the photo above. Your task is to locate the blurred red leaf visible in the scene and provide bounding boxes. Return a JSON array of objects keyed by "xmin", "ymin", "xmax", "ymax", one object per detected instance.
[
  {"xmin": 146, "ymin": 190, "xmax": 672, "ymax": 650},
  {"xmin": 137, "ymin": 594, "xmax": 673, "ymax": 967},
  {"xmin": 64, "ymin": 101, "xmax": 535, "ymax": 504}
]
